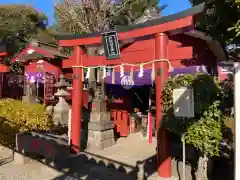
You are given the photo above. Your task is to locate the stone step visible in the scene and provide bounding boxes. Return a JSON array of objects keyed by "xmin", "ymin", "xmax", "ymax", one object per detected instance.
[
  {"xmin": 81, "ymin": 151, "xmax": 136, "ymax": 174},
  {"xmin": 85, "ymin": 166, "xmax": 136, "ymax": 180}
]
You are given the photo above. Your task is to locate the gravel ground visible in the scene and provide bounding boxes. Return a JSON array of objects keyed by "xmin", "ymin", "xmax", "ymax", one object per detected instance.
[
  {"xmin": 0, "ymin": 146, "xmax": 63, "ymax": 180},
  {"xmin": 0, "ymin": 163, "xmax": 62, "ymax": 180}
]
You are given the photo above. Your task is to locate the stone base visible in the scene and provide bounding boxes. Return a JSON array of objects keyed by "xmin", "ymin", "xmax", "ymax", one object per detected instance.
[
  {"xmin": 87, "ymin": 129, "xmax": 115, "ymax": 150},
  {"xmin": 13, "ymin": 151, "xmax": 32, "ymax": 165},
  {"xmin": 157, "ymin": 177, "xmax": 178, "ymax": 180},
  {"xmin": 22, "ymin": 95, "xmax": 38, "ymax": 104},
  {"xmin": 88, "ymin": 120, "xmax": 114, "ymax": 131}
]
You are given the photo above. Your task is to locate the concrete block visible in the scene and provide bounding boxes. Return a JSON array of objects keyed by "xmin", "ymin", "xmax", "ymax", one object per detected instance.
[
  {"xmin": 88, "ymin": 121, "xmax": 114, "ymax": 131},
  {"xmin": 88, "ymin": 129, "xmax": 114, "ymax": 142},
  {"xmin": 90, "ymin": 112, "xmax": 111, "ymax": 122},
  {"xmin": 87, "ymin": 133, "xmax": 115, "ymax": 150},
  {"xmin": 13, "ymin": 151, "xmax": 32, "ymax": 165}
]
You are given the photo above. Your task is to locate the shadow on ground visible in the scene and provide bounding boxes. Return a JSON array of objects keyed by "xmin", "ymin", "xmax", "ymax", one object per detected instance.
[{"xmin": 52, "ymin": 153, "xmax": 157, "ymax": 180}]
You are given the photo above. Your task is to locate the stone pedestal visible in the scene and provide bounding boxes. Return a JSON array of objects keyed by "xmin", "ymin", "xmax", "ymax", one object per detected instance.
[{"xmin": 87, "ymin": 100, "xmax": 115, "ymax": 150}]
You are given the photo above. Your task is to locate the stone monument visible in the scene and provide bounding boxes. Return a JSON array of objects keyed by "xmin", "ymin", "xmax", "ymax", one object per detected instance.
[
  {"xmin": 53, "ymin": 74, "xmax": 70, "ymax": 126},
  {"xmin": 87, "ymin": 83, "xmax": 115, "ymax": 150}
]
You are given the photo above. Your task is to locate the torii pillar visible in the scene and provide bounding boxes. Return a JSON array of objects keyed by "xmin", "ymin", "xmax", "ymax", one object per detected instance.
[
  {"xmin": 155, "ymin": 33, "xmax": 172, "ymax": 178},
  {"xmin": 71, "ymin": 46, "xmax": 84, "ymax": 153}
]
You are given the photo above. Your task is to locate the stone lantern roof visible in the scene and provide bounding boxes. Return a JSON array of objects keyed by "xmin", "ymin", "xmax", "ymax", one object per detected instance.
[{"xmin": 54, "ymin": 74, "xmax": 71, "ymax": 88}]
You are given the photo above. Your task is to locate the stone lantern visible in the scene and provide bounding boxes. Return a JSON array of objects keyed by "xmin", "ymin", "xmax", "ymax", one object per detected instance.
[{"xmin": 53, "ymin": 74, "xmax": 70, "ymax": 126}]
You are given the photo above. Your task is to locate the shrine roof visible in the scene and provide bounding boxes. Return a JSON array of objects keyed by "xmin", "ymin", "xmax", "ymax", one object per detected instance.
[
  {"xmin": 11, "ymin": 40, "xmax": 67, "ymax": 64},
  {"xmin": 56, "ymin": 3, "xmax": 205, "ymax": 41},
  {"xmin": 184, "ymin": 30, "xmax": 227, "ymax": 61}
]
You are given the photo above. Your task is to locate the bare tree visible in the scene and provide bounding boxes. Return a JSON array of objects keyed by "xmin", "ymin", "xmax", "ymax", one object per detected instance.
[{"xmin": 54, "ymin": 0, "xmax": 160, "ymax": 33}]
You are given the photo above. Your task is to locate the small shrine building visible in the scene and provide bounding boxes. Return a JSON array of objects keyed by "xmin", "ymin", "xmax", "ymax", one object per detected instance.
[{"xmin": 56, "ymin": 3, "xmax": 226, "ymax": 179}]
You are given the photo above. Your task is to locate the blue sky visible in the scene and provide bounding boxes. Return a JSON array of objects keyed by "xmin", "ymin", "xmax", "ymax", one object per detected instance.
[{"xmin": 0, "ymin": 0, "xmax": 192, "ymax": 25}]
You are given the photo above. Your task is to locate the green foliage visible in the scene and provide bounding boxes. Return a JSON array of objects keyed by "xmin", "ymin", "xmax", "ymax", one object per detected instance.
[
  {"xmin": 189, "ymin": 0, "xmax": 240, "ymax": 44},
  {"xmin": 227, "ymin": 0, "xmax": 240, "ymax": 43},
  {"xmin": 162, "ymin": 74, "xmax": 232, "ymax": 157},
  {"xmin": 0, "ymin": 4, "xmax": 57, "ymax": 69},
  {"xmin": 0, "ymin": 5, "xmax": 47, "ymax": 39},
  {"xmin": 0, "ymin": 99, "xmax": 53, "ymax": 147}
]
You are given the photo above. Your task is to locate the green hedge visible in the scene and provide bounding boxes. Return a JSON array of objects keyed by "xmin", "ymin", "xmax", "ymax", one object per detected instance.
[{"xmin": 0, "ymin": 99, "xmax": 53, "ymax": 147}]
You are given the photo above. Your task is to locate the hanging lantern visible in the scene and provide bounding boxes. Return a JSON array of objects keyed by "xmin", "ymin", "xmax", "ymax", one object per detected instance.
[
  {"xmin": 138, "ymin": 63, "xmax": 144, "ymax": 78},
  {"xmin": 120, "ymin": 64, "xmax": 124, "ymax": 78}
]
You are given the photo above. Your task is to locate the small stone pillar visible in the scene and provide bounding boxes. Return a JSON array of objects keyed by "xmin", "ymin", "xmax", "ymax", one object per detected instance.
[
  {"xmin": 22, "ymin": 75, "xmax": 38, "ymax": 104},
  {"xmin": 87, "ymin": 84, "xmax": 115, "ymax": 150},
  {"xmin": 53, "ymin": 74, "xmax": 70, "ymax": 126}
]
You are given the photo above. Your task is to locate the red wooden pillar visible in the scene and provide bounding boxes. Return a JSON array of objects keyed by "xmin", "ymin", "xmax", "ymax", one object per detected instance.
[
  {"xmin": 0, "ymin": 57, "xmax": 4, "ymax": 99},
  {"xmin": 121, "ymin": 110, "xmax": 130, "ymax": 137},
  {"xmin": 155, "ymin": 33, "xmax": 171, "ymax": 178},
  {"xmin": 71, "ymin": 46, "xmax": 84, "ymax": 153}
]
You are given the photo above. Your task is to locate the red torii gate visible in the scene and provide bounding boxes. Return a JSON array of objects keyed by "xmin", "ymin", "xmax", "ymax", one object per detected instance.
[{"xmin": 57, "ymin": 3, "xmax": 210, "ymax": 178}]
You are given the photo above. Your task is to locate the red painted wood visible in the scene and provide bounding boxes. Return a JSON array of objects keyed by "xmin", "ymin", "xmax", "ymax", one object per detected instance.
[
  {"xmin": 82, "ymin": 91, "xmax": 89, "ymax": 109},
  {"xmin": 110, "ymin": 109, "xmax": 117, "ymax": 121},
  {"xmin": 170, "ymin": 34, "xmax": 216, "ymax": 67},
  {"xmin": 11, "ymin": 45, "xmax": 54, "ymax": 64},
  {"xmin": 62, "ymin": 39, "xmax": 193, "ymax": 69},
  {"xmin": 62, "ymin": 57, "xmax": 75, "ymax": 68},
  {"xmin": 168, "ymin": 47, "xmax": 193, "ymax": 60},
  {"xmin": 0, "ymin": 65, "xmax": 10, "ymax": 72},
  {"xmin": 110, "ymin": 110, "xmax": 118, "ymax": 128},
  {"xmin": 116, "ymin": 111, "xmax": 122, "ymax": 134},
  {"xmin": 148, "ymin": 113, "xmax": 153, "ymax": 143},
  {"xmin": 71, "ymin": 46, "xmax": 84, "ymax": 153},
  {"xmin": 155, "ymin": 33, "xmax": 171, "ymax": 178},
  {"xmin": 121, "ymin": 110, "xmax": 130, "ymax": 137},
  {"xmin": 44, "ymin": 72, "xmax": 55, "ymax": 104},
  {"xmin": 11, "ymin": 45, "xmax": 32, "ymax": 63},
  {"xmin": 26, "ymin": 60, "xmax": 61, "ymax": 74},
  {"xmin": 59, "ymin": 16, "xmax": 193, "ymax": 46},
  {"xmin": 0, "ymin": 52, "xmax": 8, "ymax": 57}
]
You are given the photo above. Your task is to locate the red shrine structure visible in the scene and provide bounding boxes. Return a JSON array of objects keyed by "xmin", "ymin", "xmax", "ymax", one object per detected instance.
[
  {"xmin": 56, "ymin": 3, "xmax": 226, "ymax": 178},
  {"xmin": 9, "ymin": 40, "xmax": 66, "ymax": 103},
  {"xmin": 0, "ymin": 42, "xmax": 10, "ymax": 98}
]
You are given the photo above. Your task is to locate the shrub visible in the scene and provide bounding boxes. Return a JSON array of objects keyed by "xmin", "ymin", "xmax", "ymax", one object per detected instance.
[
  {"xmin": 162, "ymin": 73, "xmax": 233, "ymax": 157},
  {"xmin": 0, "ymin": 99, "xmax": 53, "ymax": 147}
]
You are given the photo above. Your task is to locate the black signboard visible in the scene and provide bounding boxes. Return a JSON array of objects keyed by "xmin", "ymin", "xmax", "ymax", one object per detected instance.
[{"xmin": 102, "ymin": 31, "xmax": 120, "ymax": 60}]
